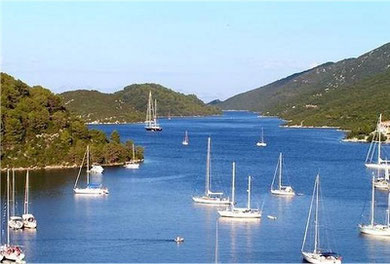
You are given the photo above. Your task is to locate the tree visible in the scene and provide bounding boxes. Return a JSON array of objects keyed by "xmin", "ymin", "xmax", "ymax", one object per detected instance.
[{"xmin": 110, "ymin": 130, "xmax": 120, "ymax": 144}]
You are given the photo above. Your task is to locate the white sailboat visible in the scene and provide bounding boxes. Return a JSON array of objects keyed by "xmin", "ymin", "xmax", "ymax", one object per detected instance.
[
  {"xmin": 256, "ymin": 128, "xmax": 267, "ymax": 147},
  {"xmin": 270, "ymin": 153, "xmax": 295, "ymax": 196},
  {"xmin": 301, "ymin": 175, "xmax": 342, "ymax": 264},
  {"xmin": 192, "ymin": 137, "xmax": 230, "ymax": 205},
  {"xmin": 22, "ymin": 170, "xmax": 37, "ymax": 229},
  {"xmin": 1, "ymin": 169, "xmax": 25, "ymax": 262},
  {"xmin": 218, "ymin": 162, "xmax": 262, "ymax": 218},
  {"xmin": 373, "ymin": 164, "xmax": 390, "ymax": 190},
  {"xmin": 365, "ymin": 114, "xmax": 390, "ymax": 170},
  {"xmin": 90, "ymin": 164, "xmax": 104, "ymax": 174},
  {"xmin": 145, "ymin": 91, "xmax": 162, "ymax": 131},
  {"xmin": 9, "ymin": 169, "xmax": 24, "ymax": 230},
  {"xmin": 124, "ymin": 144, "xmax": 140, "ymax": 169},
  {"xmin": 182, "ymin": 130, "xmax": 189, "ymax": 146},
  {"xmin": 73, "ymin": 145, "xmax": 109, "ymax": 195},
  {"xmin": 359, "ymin": 176, "xmax": 390, "ymax": 236}
]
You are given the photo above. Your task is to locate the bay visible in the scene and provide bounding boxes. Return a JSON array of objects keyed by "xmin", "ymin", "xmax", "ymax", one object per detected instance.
[{"xmin": 3, "ymin": 111, "xmax": 390, "ymax": 262}]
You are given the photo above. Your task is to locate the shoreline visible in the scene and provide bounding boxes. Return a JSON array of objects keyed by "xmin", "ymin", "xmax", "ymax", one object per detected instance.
[
  {"xmin": 86, "ymin": 114, "xmax": 222, "ymax": 125},
  {"xmin": 0, "ymin": 162, "xmax": 130, "ymax": 172}
]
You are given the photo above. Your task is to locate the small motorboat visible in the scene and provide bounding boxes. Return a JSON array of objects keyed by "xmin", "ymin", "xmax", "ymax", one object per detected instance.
[
  {"xmin": 174, "ymin": 236, "xmax": 184, "ymax": 243},
  {"xmin": 267, "ymin": 215, "xmax": 277, "ymax": 220},
  {"xmin": 9, "ymin": 216, "xmax": 24, "ymax": 230}
]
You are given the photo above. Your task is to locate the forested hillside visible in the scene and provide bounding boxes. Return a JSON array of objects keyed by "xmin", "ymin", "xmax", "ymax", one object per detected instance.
[
  {"xmin": 1, "ymin": 73, "xmax": 143, "ymax": 169},
  {"xmin": 61, "ymin": 83, "xmax": 221, "ymax": 123},
  {"xmin": 216, "ymin": 42, "xmax": 390, "ymax": 138}
]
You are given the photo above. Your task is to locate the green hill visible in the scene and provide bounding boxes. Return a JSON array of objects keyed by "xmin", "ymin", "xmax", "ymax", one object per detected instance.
[
  {"xmin": 217, "ymin": 42, "xmax": 390, "ymax": 138},
  {"xmin": 1, "ymin": 73, "xmax": 143, "ymax": 169},
  {"xmin": 61, "ymin": 83, "xmax": 221, "ymax": 123}
]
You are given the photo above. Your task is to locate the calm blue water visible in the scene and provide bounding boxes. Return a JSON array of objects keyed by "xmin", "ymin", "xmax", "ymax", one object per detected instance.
[{"xmin": 3, "ymin": 111, "xmax": 390, "ymax": 262}]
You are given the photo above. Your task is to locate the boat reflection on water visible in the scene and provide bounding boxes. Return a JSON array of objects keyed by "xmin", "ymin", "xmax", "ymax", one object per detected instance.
[{"xmin": 218, "ymin": 216, "xmax": 260, "ymax": 263}]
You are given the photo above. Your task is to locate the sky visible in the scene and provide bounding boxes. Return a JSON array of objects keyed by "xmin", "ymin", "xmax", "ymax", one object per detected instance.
[{"xmin": 1, "ymin": 1, "xmax": 390, "ymax": 102}]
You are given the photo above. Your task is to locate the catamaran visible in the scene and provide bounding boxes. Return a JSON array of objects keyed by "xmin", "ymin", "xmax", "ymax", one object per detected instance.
[
  {"xmin": 182, "ymin": 130, "xmax": 189, "ymax": 146},
  {"xmin": 22, "ymin": 170, "xmax": 37, "ymax": 229},
  {"xmin": 271, "ymin": 153, "xmax": 295, "ymax": 196},
  {"xmin": 145, "ymin": 91, "xmax": 162, "ymax": 131},
  {"xmin": 9, "ymin": 169, "xmax": 23, "ymax": 230},
  {"xmin": 365, "ymin": 114, "xmax": 390, "ymax": 170},
  {"xmin": 218, "ymin": 162, "xmax": 262, "ymax": 218},
  {"xmin": 192, "ymin": 137, "xmax": 230, "ymax": 205},
  {"xmin": 1, "ymin": 170, "xmax": 25, "ymax": 262},
  {"xmin": 73, "ymin": 145, "xmax": 109, "ymax": 195},
  {"xmin": 301, "ymin": 175, "xmax": 342, "ymax": 264},
  {"xmin": 124, "ymin": 144, "xmax": 140, "ymax": 169},
  {"xmin": 359, "ymin": 176, "xmax": 390, "ymax": 236},
  {"xmin": 256, "ymin": 127, "xmax": 267, "ymax": 147}
]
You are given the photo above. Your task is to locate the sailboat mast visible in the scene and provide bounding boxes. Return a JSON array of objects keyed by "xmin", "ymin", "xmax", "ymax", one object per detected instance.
[
  {"xmin": 261, "ymin": 128, "xmax": 264, "ymax": 143},
  {"xmin": 146, "ymin": 91, "xmax": 152, "ymax": 126},
  {"xmin": 87, "ymin": 145, "xmax": 90, "ymax": 185},
  {"xmin": 279, "ymin": 153, "xmax": 282, "ymax": 190},
  {"xmin": 302, "ymin": 175, "xmax": 317, "ymax": 253},
  {"xmin": 7, "ymin": 169, "xmax": 11, "ymax": 246},
  {"xmin": 378, "ymin": 114, "xmax": 382, "ymax": 163},
  {"xmin": 205, "ymin": 137, "xmax": 211, "ymax": 195},
  {"xmin": 314, "ymin": 175, "xmax": 319, "ymax": 254},
  {"xmin": 132, "ymin": 144, "xmax": 136, "ymax": 160},
  {"xmin": 247, "ymin": 176, "xmax": 251, "ymax": 209},
  {"xmin": 371, "ymin": 176, "xmax": 375, "ymax": 226},
  {"xmin": 24, "ymin": 170, "xmax": 29, "ymax": 214},
  {"xmin": 214, "ymin": 220, "xmax": 219, "ymax": 264},
  {"xmin": 12, "ymin": 169, "xmax": 15, "ymax": 217},
  {"xmin": 387, "ymin": 191, "xmax": 390, "ymax": 227},
  {"xmin": 231, "ymin": 162, "xmax": 236, "ymax": 206},
  {"xmin": 154, "ymin": 99, "xmax": 158, "ymax": 123}
]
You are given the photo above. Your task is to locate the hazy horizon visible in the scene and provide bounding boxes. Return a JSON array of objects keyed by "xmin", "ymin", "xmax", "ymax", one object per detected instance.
[{"xmin": 2, "ymin": 1, "xmax": 390, "ymax": 102}]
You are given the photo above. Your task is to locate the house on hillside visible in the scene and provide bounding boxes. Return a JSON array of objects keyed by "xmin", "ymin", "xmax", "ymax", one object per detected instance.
[{"xmin": 379, "ymin": 120, "xmax": 390, "ymax": 137}]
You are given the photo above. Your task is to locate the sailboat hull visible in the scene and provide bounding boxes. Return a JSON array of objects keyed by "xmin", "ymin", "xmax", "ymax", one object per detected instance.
[
  {"xmin": 218, "ymin": 208, "xmax": 262, "ymax": 218},
  {"xmin": 271, "ymin": 188, "xmax": 295, "ymax": 196},
  {"xmin": 145, "ymin": 126, "xmax": 162, "ymax": 131},
  {"xmin": 1, "ymin": 245, "xmax": 25, "ymax": 262},
  {"xmin": 256, "ymin": 142, "xmax": 267, "ymax": 147},
  {"xmin": 302, "ymin": 252, "xmax": 342, "ymax": 264},
  {"xmin": 373, "ymin": 179, "xmax": 389, "ymax": 190},
  {"xmin": 73, "ymin": 187, "xmax": 109, "ymax": 195},
  {"xmin": 192, "ymin": 196, "xmax": 230, "ymax": 205},
  {"xmin": 359, "ymin": 224, "xmax": 390, "ymax": 236},
  {"xmin": 365, "ymin": 163, "xmax": 390, "ymax": 170},
  {"xmin": 124, "ymin": 163, "xmax": 140, "ymax": 169}
]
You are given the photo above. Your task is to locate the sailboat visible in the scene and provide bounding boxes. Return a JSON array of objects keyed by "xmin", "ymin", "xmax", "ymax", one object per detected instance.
[
  {"xmin": 182, "ymin": 131, "xmax": 189, "ymax": 146},
  {"xmin": 73, "ymin": 145, "xmax": 109, "ymax": 195},
  {"xmin": 359, "ymin": 176, "xmax": 390, "ymax": 236},
  {"xmin": 301, "ymin": 175, "xmax": 342, "ymax": 264},
  {"xmin": 192, "ymin": 137, "xmax": 230, "ymax": 205},
  {"xmin": 373, "ymin": 164, "xmax": 390, "ymax": 190},
  {"xmin": 218, "ymin": 162, "xmax": 262, "ymax": 218},
  {"xmin": 1, "ymin": 169, "xmax": 25, "ymax": 262},
  {"xmin": 8, "ymin": 169, "xmax": 24, "ymax": 230},
  {"xmin": 365, "ymin": 114, "xmax": 390, "ymax": 170},
  {"xmin": 270, "ymin": 153, "xmax": 295, "ymax": 196},
  {"xmin": 90, "ymin": 164, "xmax": 104, "ymax": 174},
  {"xmin": 124, "ymin": 144, "xmax": 140, "ymax": 169},
  {"xmin": 145, "ymin": 91, "xmax": 162, "ymax": 131},
  {"xmin": 22, "ymin": 170, "xmax": 37, "ymax": 229},
  {"xmin": 256, "ymin": 128, "xmax": 267, "ymax": 147}
]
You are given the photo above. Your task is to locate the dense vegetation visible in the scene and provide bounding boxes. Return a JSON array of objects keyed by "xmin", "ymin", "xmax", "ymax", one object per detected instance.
[
  {"xmin": 216, "ymin": 42, "xmax": 390, "ymax": 139},
  {"xmin": 61, "ymin": 83, "xmax": 221, "ymax": 123},
  {"xmin": 1, "ymin": 73, "xmax": 143, "ymax": 169}
]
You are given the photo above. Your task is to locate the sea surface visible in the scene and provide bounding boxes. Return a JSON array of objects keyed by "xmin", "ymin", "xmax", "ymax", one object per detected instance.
[{"xmin": 2, "ymin": 111, "xmax": 390, "ymax": 263}]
